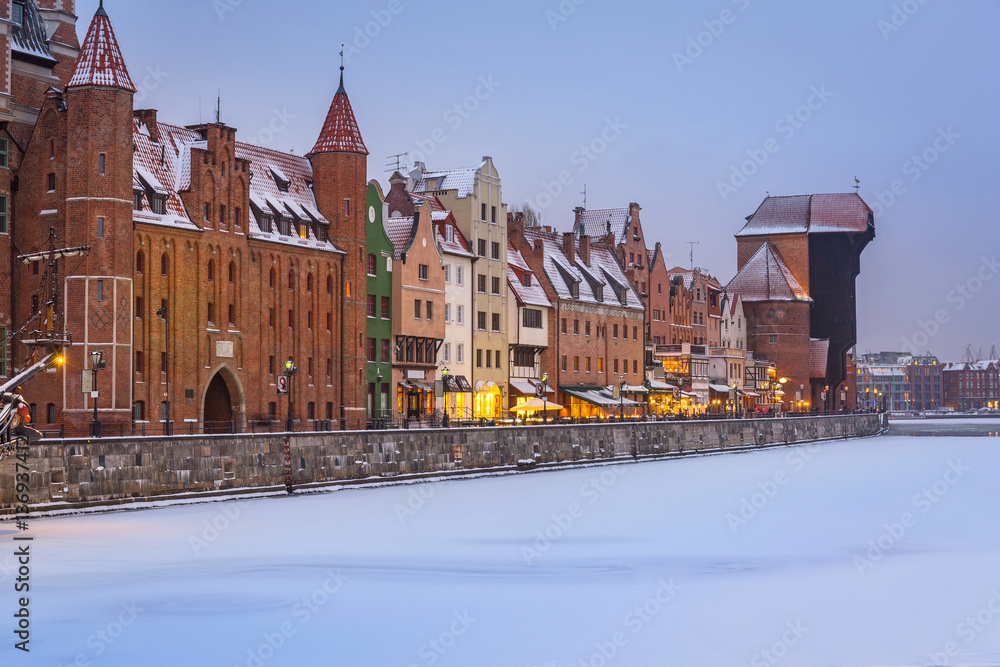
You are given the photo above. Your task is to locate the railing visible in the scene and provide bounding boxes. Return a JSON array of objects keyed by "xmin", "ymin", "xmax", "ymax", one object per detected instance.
[{"xmin": 36, "ymin": 409, "xmax": 886, "ymax": 440}]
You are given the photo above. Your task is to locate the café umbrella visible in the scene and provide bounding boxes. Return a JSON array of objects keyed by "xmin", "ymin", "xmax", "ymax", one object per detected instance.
[{"xmin": 511, "ymin": 398, "xmax": 562, "ymax": 411}]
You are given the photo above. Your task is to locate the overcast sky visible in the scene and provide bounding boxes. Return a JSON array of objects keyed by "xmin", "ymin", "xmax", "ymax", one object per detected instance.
[{"xmin": 84, "ymin": 0, "xmax": 999, "ymax": 362}]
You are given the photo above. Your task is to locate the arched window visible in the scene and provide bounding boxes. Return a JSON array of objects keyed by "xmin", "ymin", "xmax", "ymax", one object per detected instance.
[
  {"xmin": 307, "ymin": 274, "xmax": 313, "ymax": 292},
  {"xmin": 288, "ymin": 270, "xmax": 294, "ymax": 290},
  {"xmin": 228, "ymin": 262, "xmax": 235, "ymax": 283},
  {"xmin": 269, "ymin": 268, "xmax": 276, "ymax": 288},
  {"xmin": 326, "ymin": 275, "xmax": 333, "ymax": 295},
  {"xmin": 768, "ymin": 308, "xmax": 775, "ymax": 319},
  {"xmin": 161, "ymin": 253, "xmax": 169, "ymax": 276},
  {"xmin": 207, "ymin": 260, "xmax": 215, "ymax": 281},
  {"xmin": 136, "ymin": 251, "xmax": 145, "ymax": 274}
]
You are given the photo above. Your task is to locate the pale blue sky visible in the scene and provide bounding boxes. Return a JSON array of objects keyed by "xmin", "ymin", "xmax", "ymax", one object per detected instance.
[{"xmin": 84, "ymin": 0, "xmax": 999, "ymax": 361}]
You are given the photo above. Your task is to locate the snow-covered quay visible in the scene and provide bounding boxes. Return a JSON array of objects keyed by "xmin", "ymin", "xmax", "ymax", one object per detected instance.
[{"xmin": 3, "ymin": 422, "xmax": 1000, "ymax": 666}]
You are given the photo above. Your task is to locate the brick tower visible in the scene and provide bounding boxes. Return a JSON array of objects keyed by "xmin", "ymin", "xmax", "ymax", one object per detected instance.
[
  {"xmin": 61, "ymin": 2, "xmax": 136, "ymax": 428},
  {"xmin": 308, "ymin": 64, "xmax": 368, "ymax": 425}
]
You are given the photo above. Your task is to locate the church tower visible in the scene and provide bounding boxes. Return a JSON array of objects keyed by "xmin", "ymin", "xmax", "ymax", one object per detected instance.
[{"xmin": 308, "ymin": 63, "xmax": 369, "ymax": 424}]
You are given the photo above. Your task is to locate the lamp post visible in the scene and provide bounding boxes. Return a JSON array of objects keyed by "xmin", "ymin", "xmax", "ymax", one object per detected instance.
[
  {"xmin": 90, "ymin": 350, "xmax": 106, "ymax": 437},
  {"xmin": 284, "ymin": 358, "xmax": 297, "ymax": 432},
  {"xmin": 619, "ymin": 375, "xmax": 626, "ymax": 422},
  {"xmin": 540, "ymin": 372, "xmax": 549, "ymax": 425},
  {"xmin": 441, "ymin": 367, "xmax": 450, "ymax": 428},
  {"xmin": 156, "ymin": 304, "xmax": 170, "ymax": 435}
]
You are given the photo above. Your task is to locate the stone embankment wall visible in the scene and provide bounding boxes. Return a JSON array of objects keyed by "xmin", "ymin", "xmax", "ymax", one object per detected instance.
[{"xmin": 1, "ymin": 414, "xmax": 884, "ymax": 513}]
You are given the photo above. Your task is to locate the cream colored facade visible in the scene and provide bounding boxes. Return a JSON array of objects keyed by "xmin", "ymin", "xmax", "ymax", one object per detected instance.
[
  {"xmin": 437, "ymin": 221, "xmax": 476, "ymax": 420},
  {"xmin": 412, "ymin": 157, "xmax": 508, "ymax": 420}
]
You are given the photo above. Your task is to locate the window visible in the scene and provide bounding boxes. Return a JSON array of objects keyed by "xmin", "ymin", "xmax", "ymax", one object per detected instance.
[
  {"xmin": 268, "ymin": 402, "xmax": 277, "ymax": 420},
  {"xmin": 344, "ymin": 199, "xmax": 351, "ymax": 217},
  {"xmin": 414, "ymin": 300, "xmax": 421, "ymax": 319},
  {"xmin": 288, "ymin": 310, "xmax": 294, "ymax": 328},
  {"xmin": 444, "ymin": 264, "xmax": 451, "ymax": 283},
  {"xmin": 269, "ymin": 356, "xmax": 275, "ymax": 375},
  {"xmin": 381, "ymin": 340, "xmax": 390, "ymax": 364},
  {"xmin": 496, "ymin": 350, "xmax": 501, "ymax": 369},
  {"xmin": 492, "ymin": 313, "xmax": 500, "ymax": 331},
  {"xmin": 220, "ymin": 204, "xmax": 227, "ymax": 228},
  {"xmin": 561, "ymin": 356, "xmax": 567, "ymax": 372},
  {"xmin": 573, "ymin": 356, "xmax": 580, "ymax": 372},
  {"xmin": 326, "ymin": 313, "xmax": 332, "ymax": 332},
  {"xmin": 47, "ymin": 173, "xmax": 56, "ymax": 192},
  {"xmin": 161, "ymin": 254, "xmax": 169, "ymax": 276},
  {"xmin": 598, "ymin": 358, "xmax": 604, "ymax": 373},
  {"xmin": 481, "ymin": 204, "xmax": 487, "ymax": 221},
  {"xmin": 207, "ymin": 260, "xmax": 215, "ymax": 281},
  {"xmin": 136, "ymin": 251, "xmax": 144, "ymax": 274},
  {"xmin": 367, "ymin": 338, "xmax": 376, "ymax": 363},
  {"xmin": 229, "ymin": 305, "xmax": 236, "ymax": 325},
  {"xmin": 345, "ymin": 282, "xmax": 352, "ymax": 297},
  {"xmin": 492, "ymin": 276, "xmax": 501, "ymax": 294},
  {"xmin": 477, "ymin": 349, "xmax": 483, "ymax": 368},
  {"xmin": 633, "ymin": 360, "xmax": 638, "ymax": 375},
  {"xmin": 229, "ymin": 262, "xmax": 236, "ymax": 283},
  {"xmin": 523, "ymin": 309, "xmax": 542, "ymax": 329},
  {"xmin": 99, "ymin": 153, "xmax": 107, "ymax": 175},
  {"xmin": 445, "ymin": 304, "xmax": 452, "ymax": 323},
  {"xmin": 367, "ymin": 295, "xmax": 376, "ymax": 318},
  {"xmin": 207, "ymin": 303, "xmax": 215, "ymax": 323},
  {"xmin": 522, "ymin": 274, "xmax": 532, "ymax": 287},
  {"xmin": 477, "ymin": 311, "xmax": 487, "ymax": 330},
  {"xmin": 381, "ymin": 296, "xmax": 390, "ymax": 319},
  {"xmin": 133, "ymin": 192, "xmax": 144, "ymax": 211},
  {"xmin": 418, "ymin": 264, "xmax": 429, "ymax": 281},
  {"xmin": 614, "ymin": 359, "xmax": 619, "ymax": 374},
  {"xmin": 478, "ymin": 239, "xmax": 487, "ymax": 257},
  {"xmin": 443, "ymin": 343, "xmax": 451, "ymax": 363},
  {"xmin": 561, "ymin": 319, "xmax": 567, "ymax": 334},
  {"xmin": 486, "ymin": 351, "xmax": 491, "ymax": 368},
  {"xmin": 269, "ymin": 308, "xmax": 275, "ymax": 328},
  {"xmin": 234, "ymin": 208, "xmax": 242, "ymax": 228},
  {"xmin": 633, "ymin": 326, "xmax": 638, "ymax": 341},
  {"xmin": 586, "ymin": 357, "xmax": 592, "ymax": 373},
  {"xmin": 585, "ymin": 321, "xmax": 591, "ymax": 336},
  {"xmin": 307, "ymin": 402, "xmax": 316, "ymax": 420},
  {"xmin": 161, "ymin": 351, "xmax": 168, "ymax": 373},
  {"xmin": 96, "ymin": 280, "xmax": 104, "ymax": 302},
  {"xmin": 491, "ymin": 206, "xmax": 497, "ymax": 224},
  {"xmin": 97, "ymin": 217, "xmax": 104, "ymax": 239},
  {"xmin": 613, "ymin": 324, "xmax": 618, "ymax": 339},
  {"xmin": 457, "ymin": 305, "xmax": 464, "ymax": 325},
  {"xmin": 456, "ymin": 266, "xmax": 464, "ymax": 285},
  {"xmin": 574, "ymin": 319, "xmax": 580, "ymax": 335},
  {"xmin": 478, "ymin": 275, "xmax": 487, "ymax": 293},
  {"xmin": 492, "ymin": 242, "xmax": 500, "ymax": 260},
  {"xmin": 769, "ymin": 335, "xmax": 778, "ymax": 345},
  {"xmin": 456, "ymin": 344, "xmax": 464, "ymax": 363},
  {"xmin": 136, "ymin": 296, "xmax": 144, "ymax": 319},
  {"xmin": 327, "ymin": 275, "xmax": 333, "ymax": 294},
  {"xmin": 0, "ymin": 137, "xmax": 7, "ymax": 170},
  {"xmin": 426, "ymin": 302, "xmax": 433, "ymax": 321}
]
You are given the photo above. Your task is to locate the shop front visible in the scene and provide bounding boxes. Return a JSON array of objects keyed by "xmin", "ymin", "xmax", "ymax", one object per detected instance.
[
  {"xmin": 474, "ymin": 381, "xmax": 503, "ymax": 421},
  {"xmin": 561, "ymin": 386, "xmax": 642, "ymax": 419},
  {"xmin": 441, "ymin": 373, "xmax": 474, "ymax": 421}
]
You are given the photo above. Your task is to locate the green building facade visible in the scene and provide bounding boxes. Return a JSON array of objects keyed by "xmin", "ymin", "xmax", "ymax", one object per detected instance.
[{"xmin": 365, "ymin": 181, "xmax": 395, "ymax": 420}]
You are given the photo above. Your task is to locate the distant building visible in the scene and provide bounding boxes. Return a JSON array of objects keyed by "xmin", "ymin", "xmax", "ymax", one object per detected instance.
[
  {"xmin": 942, "ymin": 360, "xmax": 999, "ymax": 411},
  {"xmin": 854, "ymin": 352, "xmax": 911, "ymax": 411},
  {"xmin": 905, "ymin": 355, "xmax": 942, "ymax": 412}
]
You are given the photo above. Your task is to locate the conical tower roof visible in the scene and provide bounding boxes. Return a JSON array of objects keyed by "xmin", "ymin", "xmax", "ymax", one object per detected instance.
[
  {"xmin": 67, "ymin": 2, "xmax": 136, "ymax": 92},
  {"xmin": 310, "ymin": 69, "xmax": 368, "ymax": 156}
]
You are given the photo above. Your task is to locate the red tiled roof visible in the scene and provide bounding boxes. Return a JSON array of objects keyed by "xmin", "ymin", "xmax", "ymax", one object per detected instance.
[
  {"xmin": 810, "ymin": 339, "xmax": 830, "ymax": 379},
  {"xmin": 68, "ymin": 5, "xmax": 136, "ymax": 92},
  {"xmin": 725, "ymin": 243, "xmax": 811, "ymax": 303},
  {"xmin": 736, "ymin": 193, "xmax": 872, "ymax": 237},
  {"xmin": 309, "ymin": 74, "xmax": 368, "ymax": 156}
]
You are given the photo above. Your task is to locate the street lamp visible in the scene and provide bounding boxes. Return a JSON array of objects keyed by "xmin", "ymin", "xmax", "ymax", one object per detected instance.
[
  {"xmin": 284, "ymin": 358, "xmax": 298, "ymax": 432},
  {"xmin": 540, "ymin": 372, "xmax": 549, "ymax": 425},
  {"xmin": 90, "ymin": 350, "xmax": 106, "ymax": 437},
  {"xmin": 619, "ymin": 375, "xmax": 627, "ymax": 422},
  {"xmin": 441, "ymin": 367, "xmax": 451, "ymax": 427}
]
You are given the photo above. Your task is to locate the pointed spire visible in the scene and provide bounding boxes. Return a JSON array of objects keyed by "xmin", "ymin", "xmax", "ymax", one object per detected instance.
[
  {"xmin": 68, "ymin": 2, "xmax": 136, "ymax": 92},
  {"xmin": 310, "ymin": 57, "xmax": 368, "ymax": 156}
]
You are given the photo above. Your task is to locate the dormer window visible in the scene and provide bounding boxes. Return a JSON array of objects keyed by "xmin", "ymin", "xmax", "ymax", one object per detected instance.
[
  {"xmin": 150, "ymin": 195, "xmax": 166, "ymax": 215},
  {"xmin": 522, "ymin": 274, "xmax": 532, "ymax": 288},
  {"xmin": 12, "ymin": 2, "xmax": 24, "ymax": 26},
  {"xmin": 569, "ymin": 281, "xmax": 579, "ymax": 298},
  {"xmin": 268, "ymin": 165, "xmax": 291, "ymax": 192},
  {"xmin": 133, "ymin": 190, "xmax": 144, "ymax": 211}
]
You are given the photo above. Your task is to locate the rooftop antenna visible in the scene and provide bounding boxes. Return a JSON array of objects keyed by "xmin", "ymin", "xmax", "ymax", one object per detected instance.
[
  {"xmin": 853, "ymin": 176, "xmax": 861, "ymax": 193},
  {"xmin": 686, "ymin": 241, "xmax": 700, "ymax": 270},
  {"xmin": 581, "ymin": 184, "xmax": 587, "ymax": 209},
  {"xmin": 215, "ymin": 92, "xmax": 221, "ymax": 124},
  {"xmin": 386, "ymin": 153, "xmax": 409, "ymax": 173}
]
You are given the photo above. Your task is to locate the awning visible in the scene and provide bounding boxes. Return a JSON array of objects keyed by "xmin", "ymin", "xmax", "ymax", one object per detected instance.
[
  {"xmin": 647, "ymin": 379, "xmax": 678, "ymax": 392},
  {"xmin": 475, "ymin": 381, "xmax": 499, "ymax": 393},
  {"xmin": 456, "ymin": 375, "xmax": 473, "ymax": 392},
  {"xmin": 744, "ymin": 391, "xmax": 760, "ymax": 397},
  {"xmin": 710, "ymin": 384, "xmax": 735, "ymax": 393},
  {"xmin": 509, "ymin": 381, "xmax": 537, "ymax": 394},
  {"xmin": 443, "ymin": 375, "xmax": 473, "ymax": 393},
  {"xmin": 623, "ymin": 385, "xmax": 648, "ymax": 394},
  {"xmin": 562, "ymin": 387, "xmax": 641, "ymax": 408},
  {"xmin": 410, "ymin": 381, "xmax": 434, "ymax": 392},
  {"xmin": 511, "ymin": 398, "xmax": 563, "ymax": 412}
]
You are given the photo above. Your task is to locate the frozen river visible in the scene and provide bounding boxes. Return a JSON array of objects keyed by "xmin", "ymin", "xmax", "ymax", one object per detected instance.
[{"xmin": 3, "ymin": 420, "xmax": 1000, "ymax": 666}]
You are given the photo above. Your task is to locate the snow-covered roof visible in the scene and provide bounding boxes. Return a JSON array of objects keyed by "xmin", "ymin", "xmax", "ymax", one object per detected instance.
[
  {"xmin": 411, "ymin": 162, "xmax": 485, "ymax": 199},
  {"xmin": 385, "ymin": 217, "xmax": 417, "ymax": 261},
  {"xmin": 508, "ymin": 245, "xmax": 552, "ymax": 309},
  {"xmin": 68, "ymin": 6, "xmax": 136, "ymax": 92},
  {"xmin": 725, "ymin": 243, "xmax": 811, "ymax": 303},
  {"xmin": 737, "ymin": 193, "xmax": 872, "ymax": 237},
  {"xmin": 309, "ymin": 75, "xmax": 368, "ymax": 156},
  {"xmin": 435, "ymin": 217, "xmax": 474, "ymax": 259},
  {"xmin": 10, "ymin": 0, "xmax": 57, "ymax": 65},
  {"xmin": 521, "ymin": 227, "xmax": 643, "ymax": 311},
  {"xmin": 810, "ymin": 339, "xmax": 830, "ymax": 379}
]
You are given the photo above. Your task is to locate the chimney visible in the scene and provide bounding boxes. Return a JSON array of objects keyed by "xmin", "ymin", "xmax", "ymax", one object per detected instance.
[
  {"xmin": 509, "ymin": 213, "xmax": 524, "ymax": 246},
  {"xmin": 134, "ymin": 109, "xmax": 159, "ymax": 142},
  {"xmin": 574, "ymin": 206, "xmax": 585, "ymax": 227},
  {"xmin": 579, "ymin": 234, "xmax": 591, "ymax": 266},
  {"xmin": 563, "ymin": 232, "xmax": 576, "ymax": 265}
]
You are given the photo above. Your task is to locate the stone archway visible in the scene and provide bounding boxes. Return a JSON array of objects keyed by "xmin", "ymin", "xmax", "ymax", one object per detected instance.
[{"xmin": 201, "ymin": 365, "xmax": 246, "ymax": 434}]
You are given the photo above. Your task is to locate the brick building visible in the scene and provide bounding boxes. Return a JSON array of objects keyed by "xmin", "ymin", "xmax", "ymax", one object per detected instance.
[
  {"xmin": 733, "ymin": 194, "xmax": 875, "ymax": 411},
  {"xmin": 942, "ymin": 360, "xmax": 999, "ymax": 412},
  {"xmin": 510, "ymin": 219, "xmax": 645, "ymax": 418},
  {"xmin": 10, "ymin": 3, "xmax": 369, "ymax": 432},
  {"xmin": 906, "ymin": 354, "xmax": 942, "ymax": 412}
]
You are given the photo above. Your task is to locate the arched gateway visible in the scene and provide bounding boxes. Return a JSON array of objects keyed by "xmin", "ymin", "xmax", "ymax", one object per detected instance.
[{"xmin": 201, "ymin": 365, "xmax": 246, "ymax": 433}]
